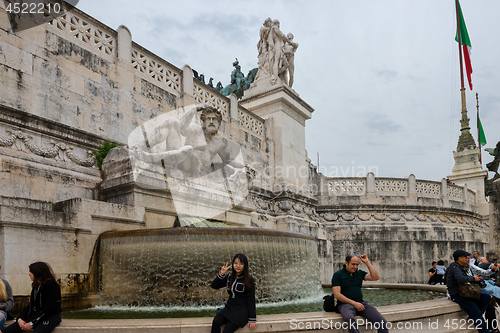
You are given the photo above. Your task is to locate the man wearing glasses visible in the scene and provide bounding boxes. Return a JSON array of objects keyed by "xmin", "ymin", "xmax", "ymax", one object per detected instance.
[{"xmin": 332, "ymin": 254, "xmax": 388, "ymax": 333}]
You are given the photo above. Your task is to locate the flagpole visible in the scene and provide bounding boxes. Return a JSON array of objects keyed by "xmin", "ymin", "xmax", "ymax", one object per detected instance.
[
  {"xmin": 455, "ymin": 0, "xmax": 465, "ymax": 91},
  {"xmin": 476, "ymin": 93, "xmax": 481, "ymax": 164},
  {"xmin": 455, "ymin": 0, "xmax": 476, "ymax": 150}
]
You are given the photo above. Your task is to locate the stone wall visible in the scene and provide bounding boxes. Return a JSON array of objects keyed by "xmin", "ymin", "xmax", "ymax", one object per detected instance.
[
  {"xmin": 489, "ymin": 179, "xmax": 500, "ymax": 251},
  {"xmin": 0, "ymin": 3, "xmax": 273, "ymax": 203}
]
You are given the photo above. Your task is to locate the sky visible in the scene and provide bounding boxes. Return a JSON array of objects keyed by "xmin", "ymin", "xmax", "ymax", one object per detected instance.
[{"xmin": 76, "ymin": 0, "xmax": 500, "ymax": 182}]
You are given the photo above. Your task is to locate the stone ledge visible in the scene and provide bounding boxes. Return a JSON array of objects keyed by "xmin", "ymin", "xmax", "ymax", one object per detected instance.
[{"xmin": 14, "ymin": 298, "xmax": 467, "ymax": 333}]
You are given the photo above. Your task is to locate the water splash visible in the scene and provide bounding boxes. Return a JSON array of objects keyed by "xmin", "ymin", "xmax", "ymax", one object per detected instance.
[{"xmin": 97, "ymin": 228, "xmax": 322, "ymax": 307}]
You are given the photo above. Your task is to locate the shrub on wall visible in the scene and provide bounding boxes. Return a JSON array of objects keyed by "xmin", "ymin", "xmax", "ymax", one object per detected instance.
[{"xmin": 93, "ymin": 140, "xmax": 118, "ymax": 170}]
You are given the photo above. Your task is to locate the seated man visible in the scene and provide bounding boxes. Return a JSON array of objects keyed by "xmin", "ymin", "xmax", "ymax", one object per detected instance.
[
  {"xmin": 446, "ymin": 250, "xmax": 491, "ymax": 333},
  {"xmin": 332, "ymin": 254, "xmax": 388, "ymax": 333}
]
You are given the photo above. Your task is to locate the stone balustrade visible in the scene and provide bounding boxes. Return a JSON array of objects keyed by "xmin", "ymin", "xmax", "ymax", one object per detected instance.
[
  {"xmin": 323, "ymin": 173, "xmax": 477, "ymax": 212},
  {"xmin": 46, "ymin": 4, "xmax": 117, "ymax": 59},
  {"xmin": 131, "ymin": 43, "xmax": 182, "ymax": 95}
]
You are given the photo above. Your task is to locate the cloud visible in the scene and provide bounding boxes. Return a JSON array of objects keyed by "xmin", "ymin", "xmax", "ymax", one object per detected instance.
[
  {"xmin": 365, "ymin": 113, "xmax": 402, "ymax": 135},
  {"xmin": 375, "ymin": 69, "xmax": 398, "ymax": 81}
]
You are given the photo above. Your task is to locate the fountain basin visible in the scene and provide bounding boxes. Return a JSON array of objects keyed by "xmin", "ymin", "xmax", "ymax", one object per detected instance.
[
  {"xmin": 25, "ymin": 290, "xmax": 469, "ymax": 333},
  {"xmin": 96, "ymin": 228, "xmax": 321, "ymax": 307}
]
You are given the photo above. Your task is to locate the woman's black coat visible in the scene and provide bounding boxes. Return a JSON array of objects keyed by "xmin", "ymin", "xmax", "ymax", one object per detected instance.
[
  {"xmin": 19, "ymin": 279, "xmax": 62, "ymax": 326},
  {"xmin": 211, "ymin": 273, "xmax": 256, "ymax": 327}
]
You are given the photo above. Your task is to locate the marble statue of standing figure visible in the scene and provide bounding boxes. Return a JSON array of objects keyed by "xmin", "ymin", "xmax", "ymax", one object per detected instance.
[
  {"xmin": 267, "ymin": 20, "xmax": 288, "ymax": 83},
  {"xmin": 279, "ymin": 33, "xmax": 298, "ymax": 87},
  {"xmin": 255, "ymin": 17, "xmax": 272, "ymax": 80}
]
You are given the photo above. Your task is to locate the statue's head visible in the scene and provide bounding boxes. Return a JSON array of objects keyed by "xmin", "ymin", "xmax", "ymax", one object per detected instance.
[
  {"xmin": 287, "ymin": 33, "xmax": 294, "ymax": 41},
  {"xmin": 264, "ymin": 17, "xmax": 272, "ymax": 26},
  {"xmin": 200, "ymin": 106, "xmax": 223, "ymax": 135},
  {"xmin": 272, "ymin": 19, "xmax": 280, "ymax": 28}
]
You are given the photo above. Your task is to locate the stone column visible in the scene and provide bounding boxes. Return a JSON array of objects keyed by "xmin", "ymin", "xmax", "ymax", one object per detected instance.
[
  {"xmin": 490, "ymin": 180, "xmax": 500, "ymax": 250},
  {"xmin": 408, "ymin": 174, "xmax": 417, "ymax": 205},
  {"xmin": 441, "ymin": 178, "xmax": 449, "ymax": 207},
  {"xmin": 229, "ymin": 93, "xmax": 238, "ymax": 120},
  {"xmin": 240, "ymin": 85, "xmax": 314, "ymax": 194},
  {"xmin": 117, "ymin": 25, "xmax": 132, "ymax": 63},
  {"xmin": 448, "ymin": 147, "xmax": 488, "ymax": 216},
  {"xmin": 366, "ymin": 172, "xmax": 376, "ymax": 199},
  {"xmin": 182, "ymin": 65, "xmax": 194, "ymax": 97}
]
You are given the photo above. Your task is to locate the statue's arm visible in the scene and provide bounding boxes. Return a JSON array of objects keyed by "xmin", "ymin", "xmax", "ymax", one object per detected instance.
[{"xmin": 180, "ymin": 104, "xmax": 204, "ymax": 135}]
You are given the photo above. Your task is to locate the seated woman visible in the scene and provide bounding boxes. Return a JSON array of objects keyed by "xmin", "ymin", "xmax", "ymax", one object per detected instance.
[
  {"xmin": 428, "ymin": 261, "xmax": 440, "ymax": 285},
  {"xmin": 210, "ymin": 254, "xmax": 257, "ymax": 333},
  {"xmin": 0, "ymin": 278, "xmax": 14, "ymax": 328},
  {"xmin": 1, "ymin": 262, "xmax": 61, "ymax": 333}
]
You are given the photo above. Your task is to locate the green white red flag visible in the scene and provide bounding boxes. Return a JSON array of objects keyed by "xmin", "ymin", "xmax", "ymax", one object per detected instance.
[{"xmin": 455, "ymin": 1, "xmax": 473, "ymax": 90}]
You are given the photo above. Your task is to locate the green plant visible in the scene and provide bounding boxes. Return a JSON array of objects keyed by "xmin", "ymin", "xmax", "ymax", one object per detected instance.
[{"xmin": 93, "ymin": 140, "xmax": 118, "ymax": 170}]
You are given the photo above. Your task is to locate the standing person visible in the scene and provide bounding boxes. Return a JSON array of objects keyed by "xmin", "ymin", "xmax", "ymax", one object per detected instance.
[
  {"xmin": 428, "ymin": 261, "xmax": 440, "ymax": 285},
  {"xmin": 0, "ymin": 277, "xmax": 14, "ymax": 328},
  {"xmin": 1, "ymin": 262, "xmax": 61, "ymax": 333},
  {"xmin": 435, "ymin": 260, "xmax": 446, "ymax": 284},
  {"xmin": 210, "ymin": 254, "xmax": 257, "ymax": 333},
  {"xmin": 470, "ymin": 251, "xmax": 480, "ymax": 266},
  {"xmin": 332, "ymin": 254, "xmax": 389, "ymax": 333},
  {"xmin": 445, "ymin": 250, "xmax": 491, "ymax": 333}
]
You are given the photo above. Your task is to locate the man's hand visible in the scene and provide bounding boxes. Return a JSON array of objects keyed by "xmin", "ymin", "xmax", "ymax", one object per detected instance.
[
  {"xmin": 359, "ymin": 255, "xmax": 369, "ymax": 264},
  {"xmin": 248, "ymin": 322, "xmax": 257, "ymax": 331},
  {"xmin": 353, "ymin": 301, "xmax": 365, "ymax": 311},
  {"xmin": 474, "ymin": 275, "xmax": 483, "ymax": 282}
]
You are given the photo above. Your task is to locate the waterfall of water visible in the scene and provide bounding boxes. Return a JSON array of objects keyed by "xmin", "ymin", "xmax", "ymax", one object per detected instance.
[{"xmin": 97, "ymin": 228, "xmax": 322, "ymax": 307}]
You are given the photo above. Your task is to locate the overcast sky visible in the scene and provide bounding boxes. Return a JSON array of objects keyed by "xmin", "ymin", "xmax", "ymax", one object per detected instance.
[{"xmin": 76, "ymin": 0, "xmax": 500, "ymax": 182}]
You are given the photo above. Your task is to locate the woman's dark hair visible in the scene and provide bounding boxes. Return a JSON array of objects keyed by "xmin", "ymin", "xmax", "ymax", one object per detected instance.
[
  {"xmin": 228, "ymin": 253, "xmax": 251, "ymax": 291},
  {"xmin": 431, "ymin": 261, "xmax": 437, "ymax": 265},
  {"xmin": 437, "ymin": 260, "xmax": 444, "ymax": 266},
  {"xmin": 29, "ymin": 262, "xmax": 57, "ymax": 287}
]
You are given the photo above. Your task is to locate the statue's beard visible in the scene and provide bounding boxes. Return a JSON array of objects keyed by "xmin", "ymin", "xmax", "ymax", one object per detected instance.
[{"xmin": 205, "ymin": 125, "xmax": 219, "ymax": 136}]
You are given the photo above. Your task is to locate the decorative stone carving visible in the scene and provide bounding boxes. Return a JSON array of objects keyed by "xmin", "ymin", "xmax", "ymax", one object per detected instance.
[
  {"xmin": 255, "ymin": 18, "xmax": 298, "ymax": 87},
  {"xmin": 373, "ymin": 213, "xmax": 386, "ymax": 221},
  {"xmin": 467, "ymin": 189, "xmax": 476, "ymax": 203},
  {"xmin": 322, "ymin": 213, "xmax": 338, "ymax": 221},
  {"xmin": 132, "ymin": 48, "xmax": 181, "ymax": 94},
  {"xmin": 328, "ymin": 179, "xmax": 366, "ymax": 196},
  {"xmin": 402, "ymin": 213, "xmax": 415, "ymax": 221},
  {"xmin": 448, "ymin": 185, "xmax": 464, "ymax": 200},
  {"xmin": 0, "ymin": 128, "xmax": 96, "ymax": 167},
  {"xmin": 193, "ymin": 81, "xmax": 229, "ymax": 118},
  {"xmin": 238, "ymin": 109, "xmax": 264, "ymax": 137},
  {"xmin": 48, "ymin": 11, "xmax": 116, "ymax": 57},
  {"xmin": 375, "ymin": 179, "xmax": 407, "ymax": 194},
  {"xmin": 388, "ymin": 213, "xmax": 401, "ymax": 221},
  {"xmin": 340, "ymin": 213, "xmax": 355, "ymax": 221},
  {"xmin": 358, "ymin": 213, "xmax": 372, "ymax": 221},
  {"xmin": 416, "ymin": 181, "xmax": 441, "ymax": 196},
  {"xmin": 415, "ymin": 214, "xmax": 427, "ymax": 222}
]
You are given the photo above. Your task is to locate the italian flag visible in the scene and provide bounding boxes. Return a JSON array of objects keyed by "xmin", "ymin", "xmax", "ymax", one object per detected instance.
[
  {"xmin": 455, "ymin": 0, "xmax": 473, "ymax": 90},
  {"xmin": 477, "ymin": 114, "xmax": 486, "ymax": 146}
]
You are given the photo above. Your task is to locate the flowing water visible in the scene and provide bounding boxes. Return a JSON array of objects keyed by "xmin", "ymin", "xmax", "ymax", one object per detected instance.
[
  {"xmin": 97, "ymin": 228, "xmax": 322, "ymax": 307},
  {"xmin": 64, "ymin": 288, "xmax": 444, "ymax": 319}
]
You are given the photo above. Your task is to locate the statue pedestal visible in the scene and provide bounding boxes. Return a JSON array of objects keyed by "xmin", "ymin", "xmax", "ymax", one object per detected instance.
[
  {"xmin": 448, "ymin": 147, "xmax": 489, "ymax": 216},
  {"xmin": 241, "ymin": 81, "xmax": 314, "ymax": 195}
]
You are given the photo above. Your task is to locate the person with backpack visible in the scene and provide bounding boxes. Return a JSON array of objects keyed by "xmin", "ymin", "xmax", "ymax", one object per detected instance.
[{"xmin": 445, "ymin": 250, "xmax": 495, "ymax": 333}]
